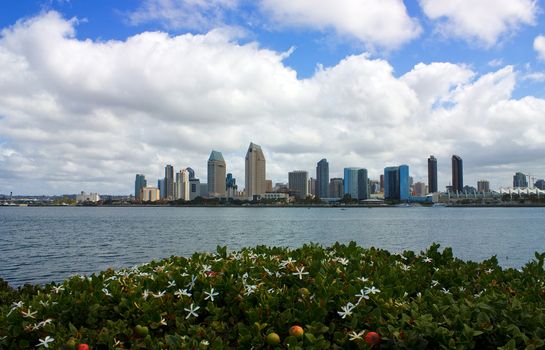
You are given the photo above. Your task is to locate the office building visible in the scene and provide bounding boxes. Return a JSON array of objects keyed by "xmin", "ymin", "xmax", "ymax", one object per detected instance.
[
  {"xmin": 164, "ymin": 164, "xmax": 174, "ymax": 200},
  {"xmin": 452, "ymin": 155, "xmax": 463, "ymax": 192},
  {"xmin": 186, "ymin": 167, "xmax": 195, "ymax": 180},
  {"xmin": 208, "ymin": 150, "xmax": 226, "ymax": 197},
  {"xmin": 158, "ymin": 179, "xmax": 166, "ymax": 199},
  {"xmin": 344, "ymin": 168, "xmax": 360, "ymax": 199},
  {"xmin": 369, "ymin": 180, "xmax": 380, "ymax": 194},
  {"xmin": 141, "ymin": 187, "xmax": 160, "ymax": 202},
  {"xmin": 265, "ymin": 180, "xmax": 273, "ymax": 193},
  {"xmin": 329, "ymin": 178, "xmax": 344, "ymax": 198},
  {"xmin": 316, "ymin": 159, "xmax": 329, "ymax": 198},
  {"xmin": 199, "ymin": 183, "xmax": 208, "ymax": 198},
  {"xmin": 357, "ymin": 168, "xmax": 369, "ymax": 200},
  {"xmin": 477, "ymin": 180, "xmax": 490, "ymax": 192},
  {"xmin": 428, "ymin": 156, "xmax": 438, "ymax": 193},
  {"xmin": 226, "ymin": 173, "xmax": 237, "ymax": 198},
  {"xmin": 384, "ymin": 165, "xmax": 409, "ymax": 201},
  {"xmin": 245, "ymin": 142, "xmax": 266, "ymax": 198},
  {"xmin": 175, "ymin": 169, "xmax": 190, "ymax": 201},
  {"xmin": 535, "ymin": 179, "xmax": 545, "ymax": 190},
  {"xmin": 289, "ymin": 171, "xmax": 308, "ymax": 199},
  {"xmin": 414, "ymin": 182, "xmax": 428, "ymax": 196},
  {"xmin": 76, "ymin": 191, "xmax": 100, "ymax": 203},
  {"xmin": 135, "ymin": 174, "xmax": 147, "ymax": 200},
  {"xmin": 189, "ymin": 178, "xmax": 201, "ymax": 200},
  {"xmin": 380, "ymin": 174, "xmax": 384, "ymax": 192},
  {"xmin": 308, "ymin": 177, "xmax": 316, "ymax": 196},
  {"xmin": 513, "ymin": 172, "xmax": 528, "ymax": 188}
]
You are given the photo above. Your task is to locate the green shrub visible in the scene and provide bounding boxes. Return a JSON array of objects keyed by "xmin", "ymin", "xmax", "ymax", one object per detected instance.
[{"xmin": 1, "ymin": 243, "xmax": 544, "ymax": 349}]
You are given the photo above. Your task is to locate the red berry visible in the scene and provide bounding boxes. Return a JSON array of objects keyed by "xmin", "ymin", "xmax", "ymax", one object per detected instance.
[
  {"xmin": 364, "ymin": 331, "xmax": 380, "ymax": 347},
  {"xmin": 77, "ymin": 344, "xmax": 89, "ymax": 350}
]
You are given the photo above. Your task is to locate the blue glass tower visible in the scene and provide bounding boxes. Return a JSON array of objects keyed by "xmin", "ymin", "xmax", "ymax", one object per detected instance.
[
  {"xmin": 384, "ymin": 165, "xmax": 410, "ymax": 201},
  {"xmin": 344, "ymin": 168, "xmax": 360, "ymax": 199}
]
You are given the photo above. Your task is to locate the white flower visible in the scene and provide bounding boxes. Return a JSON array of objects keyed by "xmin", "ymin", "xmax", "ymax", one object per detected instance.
[
  {"xmin": 244, "ymin": 284, "xmax": 257, "ymax": 296},
  {"xmin": 441, "ymin": 288, "xmax": 450, "ymax": 295},
  {"xmin": 39, "ymin": 300, "xmax": 49, "ymax": 308},
  {"xmin": 35, "ymin": 336, "xmax": 54, "ymax": 348},
  {"xmin": 184, "ymin": 303, "xmax": 200, "ymax": 319},
  {"xmin": 174, "ymin": 289, "xmax": 192, "ymax": 298},
  {"xmin": 280, "ymin": 257, "xmax": 296, "ymax": 268},
  {"xmin": 102, "ymin": 288, "xmax": 112, "ymax": 297},
  {"xmin": 423, "ymin": 257, "xmax": 433, "ymax": 263},
  {"xmin": 364, "ymin": 286, "xmax": 381, "ymax": 295},
  {"xmin": 159, "ymin": 317, "xmax": 167, "ymax": 326},
  {"xmin": 142, "ymin": 289, "xmax": 151, "ymax": 300},
  {"xmin": 38, "ymin": 319, "xmax": 53, "ymax": 328},
  {"xmin": 349, "ymin": 330, "xmax": 365, "ymax": 341},
  {"xmin": 337, "ymin": 258, "xmax": 349, "ymax": 266},
  {"xmin": 186, "ymin": 275, "xmax": 197, "ymax": 290},
  {"xmin": 355, "ymin": 289, "xmax": 370, "ymax": 304},
  {"xmin": 22, "ymin": 308, "xmax": 37, "ymax": 319},
  {"xmin": 485, "ymin": 268, "xmax": 494, "ymax": 274},
  {"xmin": 153, "ymin": 290, "xmax": 166, "ymax": 299},
  {"xmin": 201, "ymin": 340, "xmax": 210, "ymax": 346},
  {"xmin": 204, "ymin": 288, "xmax": 219, "ymax": 302},
  {"xmin": 52, "ymin": 286, "xmax": 64, "ymax": 293},
  {"xmin": 400, "ymin": 264, "xmax": 411, "ymax": 271},
  {"xmin": 431, "ymin": 280, "xmax": 439, "ymax": 287},
  {"xmin": 459, "ymin": 286, "xmax": 466, "ymax": 292},
  {"xmin": 167, "ymin": 280, "xmax": 176, "ymax": 288},
  {"xmin": 337, "ymin": 302, "xmax": 356, "ymax": 319},
  {"xmin": 292, "ymin": 266, "xmax": 309, "ymax": 280},
  {"xmin": 357, "ymin": 276, "xmax": 369, "ymax": 283}
]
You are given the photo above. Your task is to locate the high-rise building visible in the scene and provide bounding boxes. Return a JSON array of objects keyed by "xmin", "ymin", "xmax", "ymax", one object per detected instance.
[
  {"xmin": 186, "ymin": 167, "xmax": 195, "ymax": 180},
  {"xmin": 535, "ymin": 179, "xmax": 545, "ymax": 190},
  {"xmin": 379, "ymin": 174, "xmax": 384, "ymax": 192},
  {"xmin": 288, "ymin": 171, "xmax": 308, "ymax": 199},
  {"xmin": 175, "ymin": 169, "xmax": 190, "ymax": 201},
  {"xmin": 513, "ymin": 172, "xmax": 528, "ymax": 188},
  {"xmin": 414, "ymin": 182, "xmax": 428, "ymax": 196},
  {"xmin": 329, "ymin": 178, "xmax": 344, "ymax": 198},
  {"xmin": 308, "ymin": 177, "xmax": 316, "ymax": 196},
  {"xmin": 384, "ymin": 165, "xmax": 409, "ymax": 200},
  {"xmin": 451, "ymin": 155, "xmax": 463, "ymax": 192},
  {"xmin": 135, "ymin": 174, "xmax": 147, "ymax": 200},
  {"xmin": 428, "ymin": 155, "xmax": 437, "ymax": 193},
  {"xmin": 369, "ymin": 180, "xmax": 380, "ymax": 194},
  {"xmin": 357, "ymin": 169, "xmax": 369, "ymax": 200},
  {"xmin": 141, "ymin": 187, "xmax": 160, "ymax": 202},
  {"xmin": 164, "ymin": 165, "xmax": 175, "ymax": 200},
  {"xmin": 226, "ymin": 173, "xmax": 237, "ymax": 198},
  {"xmin": 343, "ymin": 168, "xmax": 360, "ymax": 199},
  {"xmin": 199, "ymin": 183, "xmax": 208, "ymax": 198},
  {"xmin": 245, "ymin": 142, "xmax": 266, "ymax": 198},
  {"xmin": 158, "ymin": 179, "xmax": 166, "ymax": 199},
  {"xmin": 316, "ymin": 159, "xmax": 329, "ymax": 198},
  {"xmin": 477, "ymin": 180, "xmax": 490, "ymax": 192},
  {"xmin": 208, "ymin": 151, "xmax": 226, "ymax": 197},
  {"xmin": 265, "ymin": 180, "xmax": 273, "ymax": 193},
  {"xmin": 189, "ymin": 178, "xmax": 201, "ymax": 200}
]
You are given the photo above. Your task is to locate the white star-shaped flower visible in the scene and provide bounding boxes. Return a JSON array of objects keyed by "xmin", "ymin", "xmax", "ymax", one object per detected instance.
[
  {"xmin": 337, "ymin": 302, "xmax": 356, "ymax": 319},
  {"xmin": 348, "ymin": 330, "xmax": 365, "ymax": 341},
  {"xmin": 292, "ymin": 266, "xmax": 309, "ymax": 280},
  {"xmin": 35, "ymin": 336, "xmax": 54, "ymax": 348},
  {"xmin": 364, "ymin": 286, "xmax": 381, "ymax": 295},
  {"xmin": 184, "ymin": 303, "xmax": 200, "ymax": 319},
  {"xmin": 204, "ymin": 288, "xmax": 219, "ymax": 301}
]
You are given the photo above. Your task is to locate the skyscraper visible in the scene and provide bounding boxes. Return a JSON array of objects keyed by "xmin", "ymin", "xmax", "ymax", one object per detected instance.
[
  {"xmin": 226, "ymin": 173, "xmax": 237, "ymax": 198},
  {"xmin": 164, "ymin": 165, "xmax": 174, "ymax": 200},
  {"xmin": 316, "ymin": 159, "xmax": 329, "ymax": 199},
  {"xmin": 308, "ymin": 178, "xmax": 316, "ymax": 196},
  {"xmin": 175, "ymin": 169, "xmax": 190, "ymax": 201},
  {"xmin": 134, "ymin": 174, "xmax": 147, "ymax": 200},
  {"xmin": 343, "ymin": 168, "xmax": 360, "ymax": 199},
  {"xmin": 451, "ymin": 155, "xmax": 463, "ymax": 192},
  {"xmin": 245, "ymin": 142, "xmax": 266, "ymax": 198},
  {"xmin": 428, "ymin": 156, "xmax": 438, "ymax": 193},
  {"xmin": 513, "ymin": 172, "xmax": 528, "ymax": 188},
  {"xmin": 384, "ymin": 165, "xmax": 410, "ymax": 200},
  {"xmin": 288, "ymin": 171, "xmax": 308, "ymax": 199},
  {"xmin": 329, "ymin": 178, "xmax": 344, "ymax": 198},
  {"xmin": 186, "ymin": 167, "xmax": 195, "ymax": 180},
  {"xmin": 208, "ymin": 150, "xmax": 226, "ymax": 197},
  {"xmin": 357, "ymin": 168, "xmax": 369, "ymax": 200}
]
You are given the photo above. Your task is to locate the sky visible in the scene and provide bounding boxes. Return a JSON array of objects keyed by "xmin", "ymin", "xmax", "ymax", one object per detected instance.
[{"xmin": 1, "ymin": 0, "xmax": 545, "ymax": 195}]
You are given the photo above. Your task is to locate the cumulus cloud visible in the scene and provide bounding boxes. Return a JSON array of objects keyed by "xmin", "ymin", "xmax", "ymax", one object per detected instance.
[
  {"xmin": 260, "ymin": 0, "xmax": 421, "ymax": 50},
  {"xmin": 128, "ymin": 0, "xmax": 239, "ymax": 31},
  {"xmin": 1, "ymin": 12, "xmax": 545, "ymax": 195},
  {"xmin": 420, "ymin": 0, "xmax": 537, "ymax": 46},
  {"xmin": 534, "ymin": 35, "xmax": 545, "ymax": 60}
]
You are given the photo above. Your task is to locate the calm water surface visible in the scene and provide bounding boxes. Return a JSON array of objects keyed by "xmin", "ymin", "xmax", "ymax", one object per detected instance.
[{"xmin": 1, "ymin": 206, "xmax": 544, "ymax": 286}]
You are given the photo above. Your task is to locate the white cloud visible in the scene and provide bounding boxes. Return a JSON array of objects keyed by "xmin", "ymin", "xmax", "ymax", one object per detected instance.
[
  {"xmin": 128, "ymin": 0, "xmax": 239, "ymax": 30},
  {"xmin": 420, "ymin": 0, "xmax": 537, "ymax": 46},
  {"xmin": 1, "ymin": 12, "xmax": 545, "ymax": 195},
  {"xmin": 534, "ymin": 35, "xmax": 545, "ymax": 60},
  {"xmin": 260, "ymin": 0, "xmax": 421, "ymax": 50}
]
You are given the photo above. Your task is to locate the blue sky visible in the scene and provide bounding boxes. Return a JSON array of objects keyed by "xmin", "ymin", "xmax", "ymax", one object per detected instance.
[{"xmin": 1, "ymin": 0, "xmax": 545, "ymax": 194}]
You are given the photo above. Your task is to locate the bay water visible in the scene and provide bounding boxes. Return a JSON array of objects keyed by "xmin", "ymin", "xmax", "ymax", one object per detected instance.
[{"xmin": 1, "ymin": 206, "xmax": 544, "ymax": 286}]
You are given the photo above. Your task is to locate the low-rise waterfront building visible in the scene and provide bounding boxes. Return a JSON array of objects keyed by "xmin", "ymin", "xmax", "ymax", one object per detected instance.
[
  {"xmin": 76, "ymin": 191, "xmax": 100, "ymax": 203},
  {"xmin": 141, "ymin": 187, "xmax": 160, "ymax": 202}
]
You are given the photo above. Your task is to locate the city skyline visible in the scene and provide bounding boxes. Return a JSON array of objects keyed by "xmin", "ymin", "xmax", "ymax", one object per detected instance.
[{"xmin": 2, "ymin": 3, "xmax": 545, "ymax": 195}]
